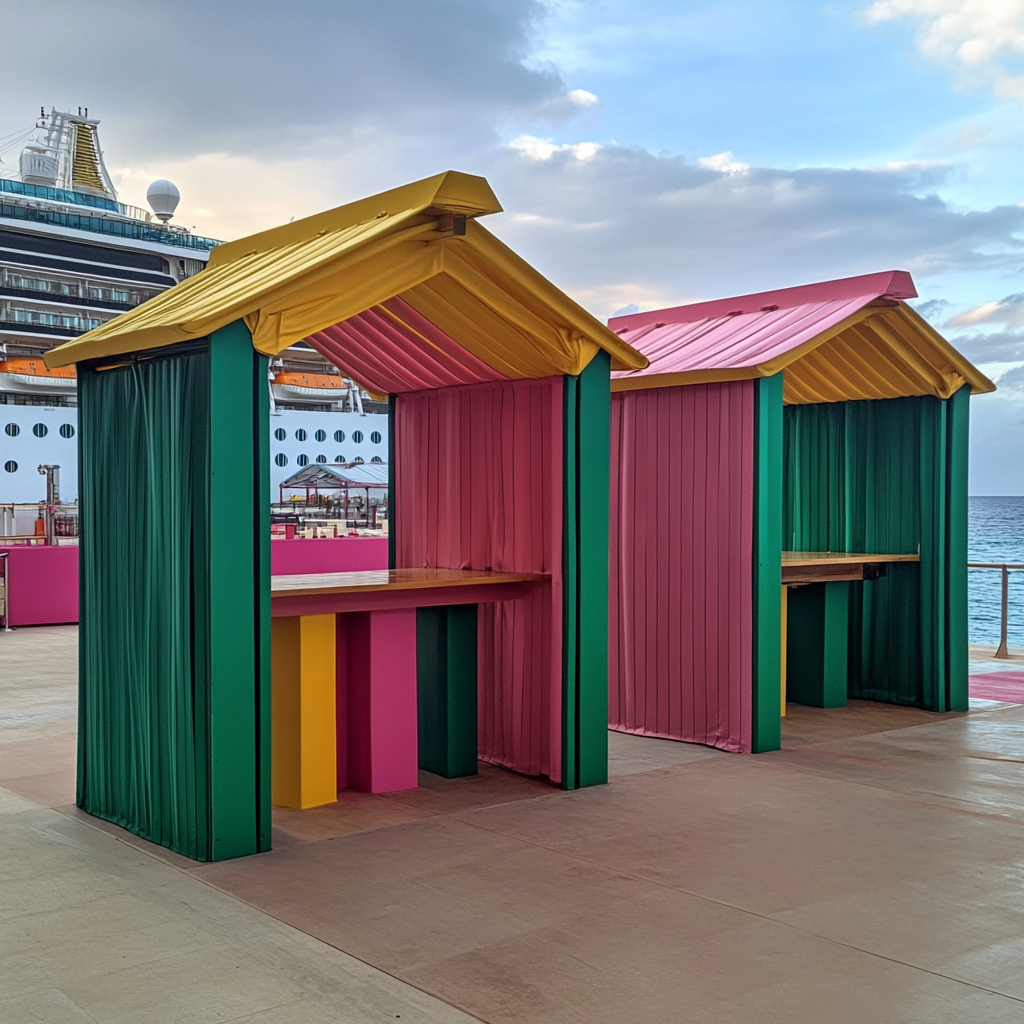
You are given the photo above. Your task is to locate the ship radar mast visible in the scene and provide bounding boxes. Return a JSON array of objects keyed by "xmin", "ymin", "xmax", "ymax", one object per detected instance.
[{"xmin": 19, "ymin": 108, "xmax": 118, "ymax": 200}]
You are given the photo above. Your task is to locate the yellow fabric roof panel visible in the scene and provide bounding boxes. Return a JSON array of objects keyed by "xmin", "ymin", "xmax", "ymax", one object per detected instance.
[{"xmin": 45, "ymin": 171, "xmax": 646, "ymax": 379}]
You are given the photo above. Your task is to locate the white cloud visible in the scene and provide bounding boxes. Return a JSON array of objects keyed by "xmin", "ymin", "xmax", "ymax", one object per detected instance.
[
  {"xmin": 1, "ymin": 0, "xmax": 573, "ymax": 161},
  {"xmin": 947, "ymin": 294, "xmax": 1024, "ymax": 329},
  {"xmin": 109, "ymin": 153, "xmax": 341, "ymax": 242},
  {"xmin": 509, "ymin": 135, "xmax": 601, "ymax": 161},
  {"xmin": 567, "ymin": 88, "xmax": 600, "ymax": 106},
  {"xmin": 697, "ymin": 151, "xmax": 750, "ymax": 174},
  {"xmin": 486, "ymin": 143, "xmax": 1024, "ymax": 319},
  {"xmin": 867, "ymin": 0, "xmax": 1024, "ymax": 100}
]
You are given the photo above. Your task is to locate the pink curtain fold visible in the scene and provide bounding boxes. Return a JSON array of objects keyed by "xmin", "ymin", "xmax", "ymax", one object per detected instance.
[
  {"xmin": 395, "ymin": 378, "xmax": 563, "ymax": 780},
  {"xmin": 609, "ymin": 381, "xmax": 754, "ymax": 752}
]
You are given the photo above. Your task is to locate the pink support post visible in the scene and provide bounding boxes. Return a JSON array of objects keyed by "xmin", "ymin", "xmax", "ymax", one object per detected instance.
[{"xmin": 337, "ymin": 608, "xmax": 419, "ymax": 793}]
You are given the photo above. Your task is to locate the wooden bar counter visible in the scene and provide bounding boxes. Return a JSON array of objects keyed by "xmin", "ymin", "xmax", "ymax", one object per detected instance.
[
  {"xmin": 269, "ymin": 569, "xmax": 549, "ymax": 809},
  {"xmin": 782, "ymin": 552, "xmax": 920, "ymax": 710}
]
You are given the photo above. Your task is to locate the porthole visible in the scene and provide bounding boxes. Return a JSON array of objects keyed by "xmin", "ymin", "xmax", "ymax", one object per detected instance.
[
  {"xmin": 274, "ymin": 428, "xmax": 286, "ymax": 441},
  {"xmin": 32, "ymin": 423, "xmax": 48, "ymax": 438},
  {"xmin": 59, "ymin": 423, "xmax": 75, "ymax": 439},
  {"xmin": 333, "ymin": 429, "xmax": 345, "ymax": 443},
  {"xmin": 295, "ymin": 428, "xmax": 307, "ymax": 442},
  {"xmin": 4, "ymin": 423, "xmax": 19, "ymax": 437},
  {"xmin": 353, "ymin": 456, "xmax": 364, "ymax": 464},
  {"xmin": 297, "ymin": 454, "xmax": 309, "ymax": 467},
  {"xmin": 314, "ymin": 429, "xmax": 326, "ymax": 442},
  {"xmin": 370, "ymin": 456, "xmax": 383, "ymax": 464},
  {"xmin": 316, "ymin": 454, "xmax": 327, "ymax": 464},
  {"xmin": 370, "ymin": 431, "xmax": 382, "ymax": 444},
  {"xmin": 335, "ymin": 454, "xmax": 345, "ymax": 464},
  {"xmin": 3, "ymin": 460, "xmax": 17, "ymax": 473},
  {"xmin": 274, "ymin": 453, "xmax": 288, "ymax": 467},
  {"xmin": 352, "ymin": 430, "xmax": 364, "ymax": 444}
]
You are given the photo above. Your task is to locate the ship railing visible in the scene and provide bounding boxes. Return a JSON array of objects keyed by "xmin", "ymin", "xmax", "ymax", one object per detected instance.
[
  {"xmin": 0, "ymin": 198, "xmax": 221, "ymax": 252},
  {"xmin": 968, "ymin": 563, "xmax": 1024, "ymax": 658},
  {"xmin": 2, "ymin": 178, "xmax": 159, "ymax": 224}
]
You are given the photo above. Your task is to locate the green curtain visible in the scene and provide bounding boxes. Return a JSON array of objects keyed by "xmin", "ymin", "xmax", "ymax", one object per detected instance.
[
  {"xmin": 782, "ymin": 389, "xmax": 969, "ymax": 711},
  {"xmin": 77, "ymin": 346, "xmax": 213, "ymax": 859}
]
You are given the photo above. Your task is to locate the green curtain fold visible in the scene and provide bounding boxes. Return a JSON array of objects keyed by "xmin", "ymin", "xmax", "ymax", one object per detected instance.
[
  {"xmin": 782, "ymin": 390, "xmax": 969, "ymax": 711},
  {"xmin": 77, "ymin": 348, "xmax": 212, "ymax": 859}
]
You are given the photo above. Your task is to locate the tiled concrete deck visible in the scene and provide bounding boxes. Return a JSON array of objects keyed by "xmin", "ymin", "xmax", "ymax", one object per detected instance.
[{"xmin": 4, "ymin": 625, "xmax": 1024, "ymax": 1022}]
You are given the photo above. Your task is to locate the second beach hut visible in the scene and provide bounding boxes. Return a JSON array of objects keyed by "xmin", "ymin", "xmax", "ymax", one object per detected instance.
[{"xmin": 607, "ymin": 271, "xmax": 994, "ymax": 754}]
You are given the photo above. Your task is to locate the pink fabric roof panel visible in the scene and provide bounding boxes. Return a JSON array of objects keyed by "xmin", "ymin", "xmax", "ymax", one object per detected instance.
[
  {"xmin": 307, "ymin": 296, "xmax": 506, "ymax": 394},
  {"xmin": 609, "ymin": 271, "xmax": 917, "ymax": 380}
]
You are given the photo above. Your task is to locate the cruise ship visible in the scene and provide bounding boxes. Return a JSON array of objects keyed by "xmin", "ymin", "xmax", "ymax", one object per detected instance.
[{"xmin": 0, "ymin": 108, "xmax": 388, "ymax": 506}]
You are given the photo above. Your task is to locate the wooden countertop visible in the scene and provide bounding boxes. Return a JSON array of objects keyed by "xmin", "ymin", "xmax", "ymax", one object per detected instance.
[
  {"xmin": 782, "ymin": 551, "xmax": 920, "ymax": 567},
  {"xmin": 782, "ymin": 551, "xmax": 920, "ymax": 586},
  {"xmin": 271, "ymin": 567, "xmax": 550, "ymax": 598}
]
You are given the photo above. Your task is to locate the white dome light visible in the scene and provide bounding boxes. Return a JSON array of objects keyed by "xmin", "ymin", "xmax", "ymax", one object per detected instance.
[{"xmin": 147, "ymin": 179, "xmax": 180, "ymax": 223}]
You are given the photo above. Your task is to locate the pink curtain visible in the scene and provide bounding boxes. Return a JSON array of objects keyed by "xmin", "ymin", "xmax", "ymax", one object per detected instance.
[
  {"xmin": 609, "ymin": 382, "xmax": 754, "ymax": 752},
  {"xmin": 396, "ymin": 378, "xmax": 563, "ymax": 780}
]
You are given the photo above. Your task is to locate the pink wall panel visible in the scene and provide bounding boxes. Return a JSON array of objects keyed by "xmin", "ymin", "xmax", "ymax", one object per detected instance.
[
  {"xmin": 395, "ymin": 378, "xmax": 563, "ymax": 781},
  {"xmin": 609, "ymin": 381, "xmax": 755, "ymax": 752},
  {"xmin": 270, "ymin": 537, "xmax": 388, "ymax": 576},
  {"xmin": 1, "ymin": 545, "xmax": 79, "ymax": 626}
]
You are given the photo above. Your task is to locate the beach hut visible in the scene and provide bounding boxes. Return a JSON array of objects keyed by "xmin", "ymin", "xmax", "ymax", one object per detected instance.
[
  {"xmin": 606, "ymin": 271, "xmax": 994, "ymax": 754},
  {"xmin": 44, "ymin": 171, "xmax": 646, "ymax": 861}
]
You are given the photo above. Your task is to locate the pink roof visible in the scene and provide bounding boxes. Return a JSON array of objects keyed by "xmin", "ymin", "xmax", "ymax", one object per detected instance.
[{"xmin": 609, "ymin": 271, "xmax": 917, "ymax": 382}]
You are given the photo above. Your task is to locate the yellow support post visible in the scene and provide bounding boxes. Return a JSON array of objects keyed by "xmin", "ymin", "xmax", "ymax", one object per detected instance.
[{"xmin": 271, "ymin": 615, "xmax": 337, "ymax": 809}]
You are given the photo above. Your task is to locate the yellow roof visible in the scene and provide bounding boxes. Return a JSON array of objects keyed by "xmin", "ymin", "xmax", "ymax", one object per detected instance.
[
  {"xmin": 45, "ymin": 170, "xmax": 646, "ymax": 378},
  {"xmin": 779, "ymin": 303, "xmax": 995, "ymax": 403}
]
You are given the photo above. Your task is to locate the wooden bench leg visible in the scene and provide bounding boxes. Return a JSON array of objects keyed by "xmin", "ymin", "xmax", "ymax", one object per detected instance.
[
  {"xmin": 417, "ymin": 605, "xmax": 479, "ymax": 779},
  {"xmin": 337, "ymin": 608, "xmax": 419, "ymax": 793},
  {"xmin": 271, "ymin": 615, "xmax": 338, "ymax": 809}
]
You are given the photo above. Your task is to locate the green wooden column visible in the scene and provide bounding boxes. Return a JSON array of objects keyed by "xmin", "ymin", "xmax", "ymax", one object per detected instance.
[
  {"xmin": 417, "ymin": 605, "xmax": 479, "ymax": 778},
  {"xmin": 208, "ymin": 319, "xmax": 271, "ymax": 859},
  {"xmin": 562, "ymin": 350, "xmax": 610, "ymax": 789},
  {"xmin": 752, "ymin": 373, "xmax": 783, "ymax": 753},
  {"xmin": 944, "ymin": 385, "xmax": 970, "ymax": 712},
  {"xmin": 787, "ymin": 582, "xmax": 850, "ymax": 708}
]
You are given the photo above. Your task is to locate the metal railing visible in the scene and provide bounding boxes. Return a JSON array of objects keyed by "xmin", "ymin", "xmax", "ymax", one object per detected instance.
[
  {"xmin": 968, "ymin": 563, "xmax": 1024, "ymax": 658},
  {"xmin": 0, "ymin": 200, "xmax": 221, "ymax": 251}
]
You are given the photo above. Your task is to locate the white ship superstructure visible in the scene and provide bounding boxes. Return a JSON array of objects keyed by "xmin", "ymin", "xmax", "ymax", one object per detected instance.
[{"xmin": 0, "ymin": 108, "xmax": 387, "ymax": 504}]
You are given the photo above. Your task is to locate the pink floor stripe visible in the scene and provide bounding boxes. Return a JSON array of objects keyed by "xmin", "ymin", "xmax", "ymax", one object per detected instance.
[{"xmin": 969, "ymin": 672, "xmax": 1024, "ymax": 704}]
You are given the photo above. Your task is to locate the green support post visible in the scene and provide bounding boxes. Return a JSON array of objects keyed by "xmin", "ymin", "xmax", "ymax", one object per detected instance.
[
  {"xmin": 919, "ymin": 396, "xmax": 949, "ymax": 712},
  {"xmin": 752, "ymin": 373, "xmax": 783, "ymax": 753},
  {"xmin": 945, "ymin": 385, "xmax": 970, "ymax": 712},
  {"xmin": 208, "ymin": 320, "xmax": 270, "ymax": 860},
  {"xmin": 786, "ymin": 582, "xmax": 850, "ymax": 708},
  {"xmin": 561, "ymin": 350, "xmax": 610, "ymax": 789},
  {"xmin": 417, "ymin": 605, "xmax": 479, "ymax": 778}
]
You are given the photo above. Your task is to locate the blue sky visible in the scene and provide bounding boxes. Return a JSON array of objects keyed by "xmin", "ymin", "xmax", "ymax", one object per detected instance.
[{"xmin": 2, "ymin": 0, "xmax": 1022, "ymax": 491}]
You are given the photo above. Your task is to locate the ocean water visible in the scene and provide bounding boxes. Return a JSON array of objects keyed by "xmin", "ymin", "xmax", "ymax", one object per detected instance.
[{"xmin": 968, "ymin": 496, "xmax": 1024, "ymax": 645}]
